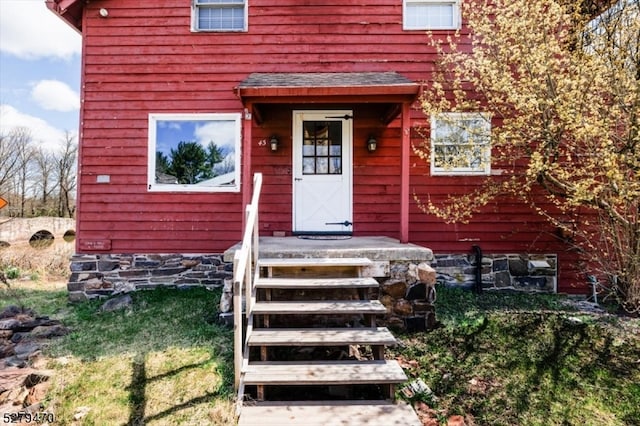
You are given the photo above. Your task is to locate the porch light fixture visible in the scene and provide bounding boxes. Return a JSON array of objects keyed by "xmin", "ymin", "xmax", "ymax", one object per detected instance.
[
  {"xmin": 270, "ymin": 135, "xmax": 279, "ymax": 152},
  {"xmin": 99, "ymin": 8, "xmax": 109, "ymax": 17},
  {"xmin": 367, "ymin": 136, "xmax": 377, "ymax": 152}
]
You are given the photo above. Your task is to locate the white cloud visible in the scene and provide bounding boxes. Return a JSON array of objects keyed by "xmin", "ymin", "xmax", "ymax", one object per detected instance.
[
  {"xmin": 31, "ymin": 80, "xmax": 80, "ymax": 112},
  {"xmin": 0, "ymin": 2, "xmax": 81, "ymax": 60},
  {"xmin": 196, "ymin": 121, "xmax": 237, "ymax": 150},
  {"xmin": 0, "ymin": 104, "xmax": 76, "ymax": 151}
]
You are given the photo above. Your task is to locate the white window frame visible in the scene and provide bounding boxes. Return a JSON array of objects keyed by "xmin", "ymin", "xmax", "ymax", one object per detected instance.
[
  {"xmin": 148, "ymin": 113, "xmax": 241, "ymax": 192},
  {"xmin": 191, "ymin": 0, "xmax": 248, "ymax": 32},
  {"xmin": 403, "ymin": 0, "xmax": 461, "ymax": 30},
  {"xmin": 430, "ymin": 112, "xmax": 491, "ymax": 176}
]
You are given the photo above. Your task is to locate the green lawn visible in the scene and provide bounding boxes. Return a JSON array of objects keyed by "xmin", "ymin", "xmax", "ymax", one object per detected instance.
[
  {"xmin": 2, "ymin": 283, "xmax": 235, "ymax": 425},
  {"xmin": 2, "ymin": 281, "xmax": 639, "ymax": 425},
  {"xmin": 392, "ymin": 287, "xmax": 640, "ymax": 425}
]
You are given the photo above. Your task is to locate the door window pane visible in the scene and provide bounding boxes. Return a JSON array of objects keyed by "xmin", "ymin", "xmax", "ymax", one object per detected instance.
[
  {"xmin": 303, "ymin": 141, "xmax": 315, "ymax": 156},
  {"xmin": 316, "ymin": 140, "xmax": 329, "ymax": 156},
  {"xmin": 303, "ymin": 158, "xmax": 315, "ymax": 174},
  {"xmin": 330, "ymin": 158, "xmax": 342, "ymax": 174},
  {"xmin": 317, "ymin": 158, "xmax": 329, "ymax": 174}
]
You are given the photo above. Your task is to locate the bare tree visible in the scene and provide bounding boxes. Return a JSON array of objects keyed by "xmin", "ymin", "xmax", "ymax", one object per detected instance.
[
  {"xmin": 0, "ymin": 132, "xmax": 20, "ymax": 191},
  {"xmin": 33, "ymin": 147, "xmax": 56, "ymax": 215},
  {"xmin": 9, "ymin": 128, "xmax": 36, "ymax": 217},
  {"xmin": 55, "ymin": 131, "xmax": 78, "ymax": 218}
]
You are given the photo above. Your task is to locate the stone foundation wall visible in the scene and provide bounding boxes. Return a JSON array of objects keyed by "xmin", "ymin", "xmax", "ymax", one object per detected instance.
[
  {"xmin": 67, "ymin": 253, "xmax": 232, "ymax": 302},
  {"xmin": 434, "ymin": 253, "xmax": 557, "ymax": 292},
  {"xmin": 371, "ymin": 253, "xmax": 558, "ymax": 331},
  {"xmin": 67, "ymin": 251, "xmax": 557, "ymax": 332}
]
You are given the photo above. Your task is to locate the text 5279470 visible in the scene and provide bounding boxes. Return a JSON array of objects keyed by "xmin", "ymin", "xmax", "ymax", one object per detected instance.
[{"xmin": 2, "ymin": 412, "xmax": 56, "ymax": 424}]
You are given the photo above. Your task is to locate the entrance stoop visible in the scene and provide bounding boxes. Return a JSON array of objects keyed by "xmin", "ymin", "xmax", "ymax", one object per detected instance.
[{"xmin": 224, "ymin": 236, "xmax": 433, "ymax": 264}]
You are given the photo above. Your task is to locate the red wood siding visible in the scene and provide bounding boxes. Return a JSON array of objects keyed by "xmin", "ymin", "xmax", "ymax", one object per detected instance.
[{"xmin": 74, "ymin": 0, "xmax": 586, "ymax": 292}]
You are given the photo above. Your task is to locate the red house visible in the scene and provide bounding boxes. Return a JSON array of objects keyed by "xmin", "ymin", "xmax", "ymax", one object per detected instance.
[
  {"xmin": 48, "ymin": 0, "xmax": 587, "ymax": 299},
  {"xmin": 47, "ymin": 1, "xmax": 603, "ymax": 422}
]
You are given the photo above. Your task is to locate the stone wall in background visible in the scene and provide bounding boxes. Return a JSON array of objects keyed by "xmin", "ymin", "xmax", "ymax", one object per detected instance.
[{"xmin": 67, "ymin": 254, "xmax": 231, "ymax": 302}]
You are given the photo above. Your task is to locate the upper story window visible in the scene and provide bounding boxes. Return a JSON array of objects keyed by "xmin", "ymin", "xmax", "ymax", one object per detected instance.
[
  {"xmin": 148, "ymin": 113, "xmax": 241, "ymax": 192},
  {"xmin": 192, "ymin": 0, "xmax": 247, "ymax": 32},
  {"xmin": 431, "ymin": 112, "xmax": 491, "ymax": 176},
  {"xmin": 403, "ymin": 0, "xmax": 461, "ymax": 30}
]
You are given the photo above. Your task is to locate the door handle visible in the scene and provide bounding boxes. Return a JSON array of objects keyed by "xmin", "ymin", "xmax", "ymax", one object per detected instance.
[
  {"xmin": 295, "ymin": 177, "xmax": 303, "ymax": 181},
  {"xmin": 326, "ymin": 220, "xmax": 353, "ymax": 227}
]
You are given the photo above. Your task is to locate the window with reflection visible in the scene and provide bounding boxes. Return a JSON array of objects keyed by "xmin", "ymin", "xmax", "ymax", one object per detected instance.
[
  {"xmin": 147, "ymin": 113, "xmax": 241, "ymax": 192},
  {"xmin": 430, "ymin": 112, "xmax": 491, "ymax": 176}
]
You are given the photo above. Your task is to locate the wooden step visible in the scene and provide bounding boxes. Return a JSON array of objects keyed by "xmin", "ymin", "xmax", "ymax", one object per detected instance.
[
  {"xmin": 258, "ymin": 258, "xmax": 373, "ymax": 268},
  {"xmin": 243, "ymin": 360, "xmax": 407, "ymax": 386},
  {"xmin": 255, "ymin": 277, "xmax": 379, "ymax": 290},
  {"xmin": 238, "ymin": 400, "xmax": 422, "ymax": 426},
  {"xmin": 252, "ymin": 300, "xmax": 387, "ymax": 316},
  {"xmin": 248, "ymin": 327, "xmax": 397, "ymax": 347}
]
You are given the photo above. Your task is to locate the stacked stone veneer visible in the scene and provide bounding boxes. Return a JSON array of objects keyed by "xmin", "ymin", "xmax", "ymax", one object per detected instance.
[
  {"xmin": 376, "ymin": 261, "xmax": 437, "ymax": 332},
  {"xmin": 67, "ymin": 254, "xmax": 232, "ymax": 302},
  {"xmin": 434, "ymin": 253, "xmax": 557, "ymax": 292}
]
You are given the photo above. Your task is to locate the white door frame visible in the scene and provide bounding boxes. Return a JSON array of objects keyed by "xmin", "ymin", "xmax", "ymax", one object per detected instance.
[{"xmin": 292, "ymin": 110, "xmax": 353, "ymax": 234}]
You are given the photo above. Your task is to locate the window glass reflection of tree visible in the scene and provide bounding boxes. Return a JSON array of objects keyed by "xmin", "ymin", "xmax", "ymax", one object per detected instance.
[{"xmin": 155, "ymin": 120, "xmax": 232, "ymax": 185}]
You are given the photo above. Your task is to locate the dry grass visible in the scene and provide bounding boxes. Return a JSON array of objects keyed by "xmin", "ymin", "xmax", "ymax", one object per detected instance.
[{"xmin": 0, "ymin": 239, "xmax": 74, "ymax": 281}]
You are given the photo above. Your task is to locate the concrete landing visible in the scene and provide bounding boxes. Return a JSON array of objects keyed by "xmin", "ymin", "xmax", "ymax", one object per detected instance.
[{"xmin": 224, "ymin": 236, "xmax": 433, "ymax": 263}]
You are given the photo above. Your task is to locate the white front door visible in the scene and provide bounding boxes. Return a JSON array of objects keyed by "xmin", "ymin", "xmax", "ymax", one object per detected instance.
[{"xmin": 293, "ymin": 110, "xmax": 353, "ymax": 234}]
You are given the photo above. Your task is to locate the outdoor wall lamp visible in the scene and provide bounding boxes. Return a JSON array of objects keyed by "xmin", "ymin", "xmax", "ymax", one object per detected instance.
[
  {"xmin": 99, "ymin": 8, "xmax": 109, "ymax": 17},
  {"xmin": 270, "ymin": 135, "xmax": 279, "ymax": 152},
  {"xmin": 367, "ymin": 136, "xmax": 377, "ymax": 152}
]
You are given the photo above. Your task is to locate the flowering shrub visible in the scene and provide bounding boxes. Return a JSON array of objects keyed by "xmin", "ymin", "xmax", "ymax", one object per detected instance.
[{"xmin": 417, "ymin": 0, "xmax": 640, "ymax": 311}]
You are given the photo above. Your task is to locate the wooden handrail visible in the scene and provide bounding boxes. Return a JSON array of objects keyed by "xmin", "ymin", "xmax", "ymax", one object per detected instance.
[{"xmin": 232, "ymin": 172, "xmax": 263, "ymax": 413}]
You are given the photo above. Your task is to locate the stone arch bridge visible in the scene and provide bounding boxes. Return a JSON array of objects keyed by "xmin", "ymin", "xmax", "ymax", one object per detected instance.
[{"xmin": 0, "ymin": 217, "xmax": 75, "ymax": 245}]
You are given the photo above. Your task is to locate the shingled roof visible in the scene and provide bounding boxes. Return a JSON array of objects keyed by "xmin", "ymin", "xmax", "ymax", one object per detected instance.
[
  {"xmin": 236, "ymin": 71, "xmax": 420, "ymax": 114},
  {"xmin": 236, "ymin": 72, "xmax": 419, "ymax": 124},
  {"xmin": 238, "ymin": 72, "xmax": 417, "ymax": 89}
]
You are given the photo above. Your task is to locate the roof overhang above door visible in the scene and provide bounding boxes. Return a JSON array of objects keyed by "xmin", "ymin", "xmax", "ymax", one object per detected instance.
[{"xmin": 236, "ymin": 72, "xmax": 420, "ymax": 124}]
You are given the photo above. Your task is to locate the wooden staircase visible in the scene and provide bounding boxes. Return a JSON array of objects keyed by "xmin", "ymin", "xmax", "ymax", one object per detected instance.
[{"xmin": 237, "ymin": 257, "xmax": 421, "ymax": 426}]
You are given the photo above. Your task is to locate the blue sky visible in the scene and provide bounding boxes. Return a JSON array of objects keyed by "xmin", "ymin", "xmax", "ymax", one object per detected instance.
[
  {"xmin": 156, "ymin": 118, "xmax": 238, "ymax": 156},
  {"xmin": 0, "ymin": 0, "xmax": 82, "ymax": 151}
]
